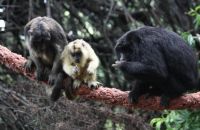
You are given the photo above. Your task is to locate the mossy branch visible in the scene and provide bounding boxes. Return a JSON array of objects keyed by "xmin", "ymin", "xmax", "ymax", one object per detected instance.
[{"xmin": 0, "ymin": 44, "xmax": 200, "ymax": 110}]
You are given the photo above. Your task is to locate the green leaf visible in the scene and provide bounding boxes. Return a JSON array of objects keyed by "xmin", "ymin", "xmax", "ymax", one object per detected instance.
[
  {"xmin": 150, "ymin": 118, "xmax": 162, "ymax": 126},
  {"xmin": 188, "ymin": 8, "xmax": 196, "ymax": 16},
  {"xmin": 195, "ymin": 5, "xmax": 200, "ymax": 12},
  {"xmin": 155, "ymin": 120, "xmax": 164, "ymax": 130},
  {"xmin": 187, "ymin": 34, "xmax": 195, "ymax": 46},
  {"xmin": 194, "ymin": 14, "xmax": 200, "ymax": 29}
]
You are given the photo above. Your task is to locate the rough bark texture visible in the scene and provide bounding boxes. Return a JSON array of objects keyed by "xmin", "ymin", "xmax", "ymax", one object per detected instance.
[{"xmin": 0, "ymin": 44, "xmax": 200, "ymax": 110}]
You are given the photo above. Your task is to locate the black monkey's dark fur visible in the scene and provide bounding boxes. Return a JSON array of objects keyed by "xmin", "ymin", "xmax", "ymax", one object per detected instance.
[
  {"xmin": 114, "ymin": 26, "xmax": 199, "ymax": 106},
  {"xmin": 24, "ymin": 16, "xmax": 74, "ymax": 101}
]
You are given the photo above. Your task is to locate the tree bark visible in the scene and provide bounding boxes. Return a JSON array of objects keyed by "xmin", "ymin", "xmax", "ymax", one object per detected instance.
[{"xmin": 0, "ymin": 44, "xmax": 200, "ymax": 110}]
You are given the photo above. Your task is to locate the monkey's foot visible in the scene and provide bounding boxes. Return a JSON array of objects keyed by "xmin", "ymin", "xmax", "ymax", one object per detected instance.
[
  {"xmin": 48, "ymin": 73, "xmax": 56, "ymax": 85},
  {"xmin": 64, "ymin": 88, "xmax": 76, "ymax": 100},
  {"xmin": 128, "ymin": 91, "xmax": 139, "ymax": 104},
  {"xmin": 144, "ymin": 93, "xmax": 155, "ymax": 99},
  {"xmin": 24, "ymin": 59, "xmax": 34, "ymax": 72},
  {"xmin": 87, "ymin": 81, "xmax": 102, "ymax": 89},
  {"xmin": 87, "ymin": 67, "xmax": 96, "ymax": 75},
  {"xmin": 73, "ymin": 80, "xmax": 82, "ymax": 89},
  {"xmin": 160, "ymin": 95, "xmax": 170, "ymax": 107},
  {"xmin": 51, "ymin": 86, "xmax": 63, "ymax": 102}
]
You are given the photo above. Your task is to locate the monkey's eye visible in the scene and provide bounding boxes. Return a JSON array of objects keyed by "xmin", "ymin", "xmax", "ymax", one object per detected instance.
[
  {"xmin": 71, "ymin": 53, "xmax": 75, "ymax": 57},
  {"xmin": 71, "ymin": 52, "xmax": 82, "ymax": 57},
  {"xmin": 75, "ymin": 52, "xmax": 82, "ymax": 57}
]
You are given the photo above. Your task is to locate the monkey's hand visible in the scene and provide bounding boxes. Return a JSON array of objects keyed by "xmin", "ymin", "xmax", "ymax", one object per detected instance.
[
  {"xmin": 73, "ymin": 80, "xmax": 82, "ymax": 89},
  {"xmin": 72, "ymin": 65, "xmax": 79, "ymax": 75},
  {"xmin": 112, "ymin": 60, "xmax": 126, "ymax": 68},
  {"xmin": 128, "ymin": 91, "xmax": 139, "ymax": 104},
  {"xmin": 24, "ymin": 59, "xmax": 35, "ymax": 72},
  {"xmin": 48, "ymin": 73, "xmax": 57, "ymax": 85},
  {"xmin": 87, "ymin": 66, "xmax": 96, "ymax": 75},
  {"xmin": 88, "ymin": 81, "xmax": 102, "ymax": 89}
]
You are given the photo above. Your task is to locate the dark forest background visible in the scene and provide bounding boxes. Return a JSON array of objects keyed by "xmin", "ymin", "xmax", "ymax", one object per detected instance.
[{"xmin": 1, "ymin": 0, "xmax": 200, "ymax": 130}]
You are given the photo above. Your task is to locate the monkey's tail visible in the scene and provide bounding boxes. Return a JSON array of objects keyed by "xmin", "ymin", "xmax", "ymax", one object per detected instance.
[
  {"xmin": 51, "ymin": 72, "xmax": 76, "ymax": 101},
  {"xmin": 63, "ymin": 75, "xmax": 77, "ymax": 100}
]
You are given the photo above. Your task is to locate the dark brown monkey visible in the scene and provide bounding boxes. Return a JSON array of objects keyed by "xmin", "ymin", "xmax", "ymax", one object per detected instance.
[
  {"xmin": 24, "ymin": 16, "xmax": 75, "ymax": 101},
  {"xmin": 24, "ymin": 16, "xmax": 66, "ymax": 84}
]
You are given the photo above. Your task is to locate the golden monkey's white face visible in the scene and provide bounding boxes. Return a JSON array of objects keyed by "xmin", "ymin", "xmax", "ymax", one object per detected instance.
[{"xmin": 67, "ymin": 39, "xmax": 89, "ymax": 65}]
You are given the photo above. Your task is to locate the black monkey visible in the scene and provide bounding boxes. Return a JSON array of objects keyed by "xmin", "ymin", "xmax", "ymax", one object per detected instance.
[
  {"xmin": 24, "ymin": 16, "xmax": 74, "ymax": 101},
  {"xmin": 113, "ymin": 26, "xmax": 199, "ymax": 106}
]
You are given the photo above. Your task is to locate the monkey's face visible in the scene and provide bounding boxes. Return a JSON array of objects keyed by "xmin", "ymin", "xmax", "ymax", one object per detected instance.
[
  {"xmin": 28, "ymin": 30, "xmax": 51, "ymax": 43},
  {"xmin": 68, "ymin": 40, "xmax": 87, "ymax": 64},
  {"xmin": 115, "ymin": 31, "xmax": 140, "ymax": 62},
  {"xmin": 28, "ymin": 23, "xmax": 51, "ymax": 45},
  {"xmin": 115, "ymin": 38, "xmax": 132, "ymax": 62},
  {"xmin": 71, "ymin": 50, "xmax": 82, "ymax": 63}
]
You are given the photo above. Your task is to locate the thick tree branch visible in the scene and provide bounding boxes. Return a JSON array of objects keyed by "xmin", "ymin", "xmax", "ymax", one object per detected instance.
[{"xmin": 0, "ymin": 44, "xmax": 200, "ymax": 110}]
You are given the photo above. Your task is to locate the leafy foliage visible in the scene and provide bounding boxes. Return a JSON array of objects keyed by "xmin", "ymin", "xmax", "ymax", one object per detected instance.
[
  {"xmin": 188, "ymin": 5, "xmax": 200, "ymax": 29},
  {"xmin": 181, "ymin": 32, "xmax": 196, "ymax": 47},
  {"xmin": 150, "ymin": 110, "xmax": 200, "ymax": 130}
]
